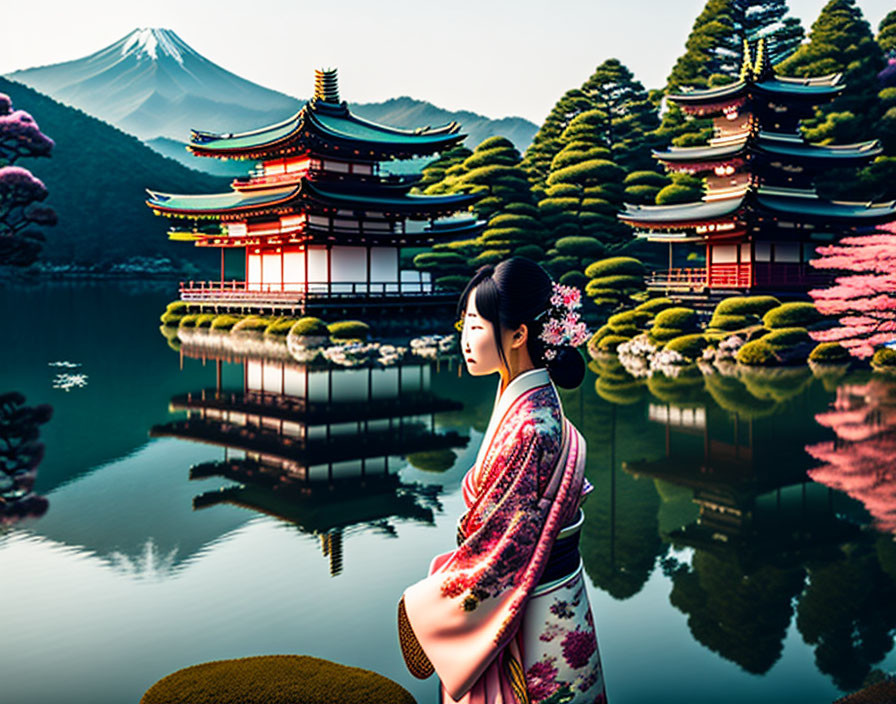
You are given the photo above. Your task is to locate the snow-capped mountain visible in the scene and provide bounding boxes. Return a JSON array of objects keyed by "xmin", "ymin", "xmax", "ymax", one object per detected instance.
[
  {"xmin": 6, "ymin": 28, "xmax": 300, "ymax": 142},
  {"xmin": 5, "ymin": 28, "xmax": 537, "ymax": 174}
]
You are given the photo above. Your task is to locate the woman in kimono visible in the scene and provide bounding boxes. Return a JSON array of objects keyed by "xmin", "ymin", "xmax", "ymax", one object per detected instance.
[{"xmin": 398, "ymin": 257, "xmax": 607, "ymax": 704}]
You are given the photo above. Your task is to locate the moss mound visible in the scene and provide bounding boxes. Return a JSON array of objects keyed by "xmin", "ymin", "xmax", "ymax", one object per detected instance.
[
  {"xmin": 809, "ymin": 342, "xmax": 851, "ymax": 364},
  {"xmin": 290, "ymin": 317, "xmax": 330, "ymax": 336},
  {"xmin": 714, "ymin": 295, "xmax": 781, "ymax": 316},
  {"xmin": 664, "ymin": 334, "xmax": 709, "ymax": 360},
  {"xmin": 140, "ymin": 655, "xmax": 416, "ymax": 704},
  {"xmin": 762, "ymin": 302, "xmax": 823, "ymax": 329},
  {"xmin": 872, "ymin": 347, "xmax": 896, "ymax": 371},
  {"xmin": 634, "ymin": 297, "xmax": 674, "ymax": 314},
  {"xmin": 653, "ymin": 306, "xmax": 698, "ymax": 330},
  {"xmin": 736, "ymin": 339, "xmax": 778, "ymax": 366},
  {"xmin": 210, "ymin": 315, "xmax": 240, "ymax": 331},
  {"xmin": 328, "ymin": 320, "xmax": 370, "ymax": 341}
]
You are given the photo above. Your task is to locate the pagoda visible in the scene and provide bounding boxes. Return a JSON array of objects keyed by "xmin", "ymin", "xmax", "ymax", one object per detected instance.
[
  {"xmin": 619, "ymin": 38, "xmax": 896, "ymax": 299},
  {"xmin": 146, "ymin": 68, "xmax": 483, "ymax": 315}
]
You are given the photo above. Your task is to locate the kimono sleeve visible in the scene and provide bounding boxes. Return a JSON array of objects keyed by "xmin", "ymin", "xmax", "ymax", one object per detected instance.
[{"xmin": 398, "ymin": 417, "xmax": 565, "ymax": 701}]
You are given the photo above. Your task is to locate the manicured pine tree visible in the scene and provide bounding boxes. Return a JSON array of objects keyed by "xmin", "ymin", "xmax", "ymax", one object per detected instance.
[
  {"xmin": 416, "ymin": 145, "xmax": 472, "ymax": 193},
  {"xmin": 879, "ymin": 10, "xmax": 896, "ymax": 57}
]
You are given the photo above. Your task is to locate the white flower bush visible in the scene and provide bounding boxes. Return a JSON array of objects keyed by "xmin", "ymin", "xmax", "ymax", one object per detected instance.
[
  {"xmin": 617, "ymin": 333, "xmax": 693, "ymax": 379},
  {"xmin": 409, "ymin": 334, "xmax": 456, "ymax": 360}
]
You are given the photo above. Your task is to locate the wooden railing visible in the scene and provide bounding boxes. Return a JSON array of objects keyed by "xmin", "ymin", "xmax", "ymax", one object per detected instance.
[
  {"xmin": 178, "ymin": 279, "xmax": 440, "ymax": 302},
  {"xmin": 647, "ymin": 268, "xmax": 708, "ymax": 289},
  {"xmin": 708, "ymin": 263, "xmax": 752, "ymax": 288}
]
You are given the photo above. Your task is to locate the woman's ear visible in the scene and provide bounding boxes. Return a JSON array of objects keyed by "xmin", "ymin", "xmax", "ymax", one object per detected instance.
[{"xmin": 511, "ymin": 324, "xmax": 528, "ymax": 348}]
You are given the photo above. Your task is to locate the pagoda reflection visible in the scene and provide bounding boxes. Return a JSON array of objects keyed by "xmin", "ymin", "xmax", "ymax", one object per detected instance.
[
  {"xmin": 151, "ymin": 344, "xmax": 468, "ymax": 575},
  {"xmin": 623, "ymin": 385, "xmax": 876, "ymax": 681}
]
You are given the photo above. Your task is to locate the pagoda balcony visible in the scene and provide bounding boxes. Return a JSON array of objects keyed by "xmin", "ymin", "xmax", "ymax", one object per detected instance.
[
  {"xmin": 647, "ymin": 263, "xmax": 835, "ymax": 292},
  {"xmin": 178, "ymin": 278, "xmax": 446, "ymax": 307}
]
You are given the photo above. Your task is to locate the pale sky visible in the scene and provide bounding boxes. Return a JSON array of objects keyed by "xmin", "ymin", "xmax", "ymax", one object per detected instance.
[{"xmin": 2, "ymin": 0, "xmax": 892, "ymax": 124}]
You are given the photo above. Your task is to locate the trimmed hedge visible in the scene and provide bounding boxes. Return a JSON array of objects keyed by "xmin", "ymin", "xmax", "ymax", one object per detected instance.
[
  {"xmin": 809, "ymin": 342, "xmax": 851, "ymax": 363},
  {"xmin": 762, "ymin": 302, "xmax": 823, "ymax": 329},
  {"xmin": 195, "ymin": 314, "xmax": 216, "ymax": 329},
  {"xmin": 178, "ymin": 314, "xmax": 201, "ymax": 328},
  {"xmin": 559, "ymin": 270, "xmax": 588, "ymax": 290},
  {"xmin": 872, "ymin": 347, "xmax": 896, "ymax": 368},
  {"xmin": 607, "ymin": 310, "xmax": 652, "ymax": 329},
  {"xmin": 265, "ymin": 318, "xmax": 299, "ymax": 337},
  {"xmin": 634, "ymin": 297, "xmax": 674, "ymax": 314},
  {"xmin": 707, "ymin": 313, "xmax": 757, "ymax": 331},
  {"xmin": 653, "ymin": 307, "xmax": 699, "ymax": 330},
  {"xmin": 598, "ymin": 334, "xmax": 631, "ymax": 352},
  {"xmin": 759, "ymin": 327, "xmax": 811, "ymax": 348},
  {"xmin": 232, "ymin": 317, "xmax": 272, "ymax": 333},
  {"xmin": 649, "ymin": 326, "xmax": 687, "ymax": 344},
  {"xmin": 736, "ymin": 339, "xmax": 778, "ymax": 366},
  {"xmin": 584, "ymin": 257, "xmax": 645, "ymax": 279},
  {"xmin": 210, "ymin": 315, "xmax": 240, "ymax": 331},
  {"xmin": 290, "ymin": 317, "xmax": 330, "ymax": 336},
  {"xmin": 714, "ymin": 295, "xmax": 781, "ymax": 316},
  {"xmin": 328, "ymin": 320, "xmax": 370, "ymax": 340},
  {"xmin": 664, "ymin": 334, "xmax": 709, "ymax": 360}
]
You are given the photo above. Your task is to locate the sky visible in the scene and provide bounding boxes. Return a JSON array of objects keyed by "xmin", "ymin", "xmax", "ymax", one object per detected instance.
[{"xmin": 1, "ymin": 0, "xmax": 892, "ymax": 124}]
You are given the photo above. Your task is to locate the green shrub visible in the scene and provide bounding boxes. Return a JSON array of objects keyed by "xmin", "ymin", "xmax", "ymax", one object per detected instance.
[
  {"xmin": 588, "ymin": 325, "xmax": 613, "ymax": 348},
  {"xmin": 759, "ymin": 327, "xmax": 811, "ymax": 348},
  {"xmin": 289, "ymin": 317, "xmax": 330, "ymax": 336},
  {"xmin": 736, "ymin": 339, "xmax": 778, "ymax": 366},
  {"xmin": 872, "ymin": 347, "xmax": 896, "ymax": 368},
  {"xmin": 649, "ymin": 327, "xmax": 686, "ymax": 344},
  {"xmin": 434, "ymin": 275, "xmax": 469, "ymax": 292},
  {"xmin": 654, "ymin": 307, "xmax": 699, "ymax": 330},
  {"xmin": 210, "ymin": 315, "xmax": 240, "ymax": 331},
  {"xmin": 160, "ymin": 311, "xmax": 183, "ymax": 326},
  {"xmin": 328, "ymin": 320, "xmax": 370, "ymax": 341},
  {"xmin": 178, "ymin": 314, "xmax": 201, "ymax": 328},
  {"xmin": 655, "ymin": 183, "xmax": 699, "ymax": 204},
  {"xmin": 714, "ymin": 295, "xmax": 781, "ymax": 316},
  {"xmin": 598, "ymin": 334, "xmax": 631, "ymax": 352},
  {"xmin": 664, "ymin": 334, "xmax": 709, "ymax": 360},
  {"xmin": 608, "ymin": 310, "xmax": 652, "ymax": 329},
  {"xmin": 513, "ymin": 244, "xmax": 545, "ymax": 260},
  {"xmin": 195, "ymin": 314, "xmax": 216, "ymax": 329},
  {"xmin": 232, "ymin": 316, "xmax": 271, "ymax": 333},
  {"xmin": 558, "ymin": 270, "xmax": 588, "ymax": 290},
  {"xmin": 165, "ymin": 301, "xmax": 189, "ymax": 314},
  {"xmin": 623, "ymin": 170, "xmax": 669, "ymax": 187},
  {"xmin": 555, "ymin": 236, "xmax": 604, "ymax": 258},
  {"xmin": 265, "ymin": 318, "xmax": 299, "ymax": 336},
  {"xmin": 708, "ymin": 313, "xmax": 757, "ymax": 331},
  {"xmin": 762, "ymin": 302, "xmax": 824, "ymax": 329},
  {"xmin": 809, "ymin": 342, "xmax": 851, "ymax": 363},
  {"xmin": 634, "ymin": 297, "xmax": 674, "ymax": 314},
  {"xmin": 584, "ymin": 257, "xmax": 645, "ymax": 279}
]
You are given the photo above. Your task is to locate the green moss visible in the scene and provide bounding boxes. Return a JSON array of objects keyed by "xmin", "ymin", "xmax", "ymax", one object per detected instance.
[
  {"xmin": 328, "ymin": 320, "xmax": 370, "ymax": 341},
  {"xmin": 139, "ymin": 655, "xmax": 417, "ymax": 704},
  {"xmin": 195, "ymin": 314, "xmax": 216, "ymax": 329},
  {"xmin": 165, "ymin": 301, "xmax": 189, "ymax": 313},
  {"xmin": 653, "ymin": 306, "xmax": 698, "ymax": 330},
  {"xmin": 808, "ymin": 342, "xmax": 850, "ymax": 363},
  {"xmin": 232, "ymin": 316, "xmax": 272, "ymax": 333},
  {"xmin": 634, "ymin": 297, "xmax": 674, "ymax": 314},
  {"xmin": 872, "ymin": 347, "xmax": 896, "ymax": 368},
  {"xmin": 664, "ymin": 334, "xmax": 709, "ymax": 360},
  {"xmin": 290, "ymin": 317, "xmax": 330, "ymax": 336},
  {"xmin": 210, "ymin": 315, "xmax": 240, "ymax": 331},
  {"xmin": 762, "ymin": 302, "xmax": 823, "ymax": 329},
  {"xmin": 759, "ymin": 327, "xmax": 811, "ymax": 348},
  {"xmin": 584, "ymin": 256, "xmax": 645, "ymax": 279},
  {"xmin": 160, "ymin": 311, "xmax": 183, "ymax": 326},
  {"xmin": 607, "ymin": 310, "xmax": 651, "ymax": 329},
  {"xmin": 598, "ymin": 334, "xmax": 631, "ymax": 352},
  {"xmin": 736, "ymin": 339, "xmax": 778, "ymax": 366},
  {"xmin": 707, "ymin": 313, "xmax": 757, "ymax": 331},
  {"xmin": 178, "ymin": 314, "xmax": 201, "ymax": 328},
  {"xmin": 265, "ymin": 318, "xmax": 299, "ymax": 337},
  {"xmin": 648, "ymin": 326, "xmax": 686, "ymax": 344},
  {"xmin": 714, "ymin": 295, "xmax": 781, "ymax": 317}
]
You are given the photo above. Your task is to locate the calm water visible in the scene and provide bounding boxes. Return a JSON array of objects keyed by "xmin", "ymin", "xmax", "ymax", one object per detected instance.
[{"xmin": 1, "ymin": 282, "xmax": 894, "ymax": 704}]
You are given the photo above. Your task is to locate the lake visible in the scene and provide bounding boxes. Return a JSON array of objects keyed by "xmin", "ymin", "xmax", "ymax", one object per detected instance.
[{"xmin": 1, "ymin": 281, "xmax": 894, "ymax": 704}]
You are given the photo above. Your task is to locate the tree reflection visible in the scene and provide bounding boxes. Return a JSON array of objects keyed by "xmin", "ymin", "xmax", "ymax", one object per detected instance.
[{"xmin": 0, "ymin": 391, "xmax": 51, "ymax": 526}]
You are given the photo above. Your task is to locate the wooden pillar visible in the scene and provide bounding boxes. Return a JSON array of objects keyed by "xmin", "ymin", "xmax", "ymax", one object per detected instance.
[
  {"xmin": 366, "ymin": 244, "xmax": 371, "ymax": 295},
  {"xmin": 281, "ymin": 248, "xmax": 284, "ymax": 292},
  {"xmin": 220, "ymin": 249, "xmax": 224, "ymax": 286},
  {"xmin": 327, "ymin": 242, "xmax": 332, "ymax": 299}
]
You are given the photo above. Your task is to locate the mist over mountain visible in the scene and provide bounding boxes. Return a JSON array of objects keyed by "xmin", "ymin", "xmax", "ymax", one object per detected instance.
[{"xmin": 6, "ymin": 28, "xmax": 537, "ymax": 175}]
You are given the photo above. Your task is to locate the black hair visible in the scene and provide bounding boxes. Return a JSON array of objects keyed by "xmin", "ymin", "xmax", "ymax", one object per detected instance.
[{"xmin": 455, "ymin": 256, "xmax": 586, "ymax": 390}]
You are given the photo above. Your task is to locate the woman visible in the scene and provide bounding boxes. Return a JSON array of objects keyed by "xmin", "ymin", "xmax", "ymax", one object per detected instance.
[{"xmin": 397, "ymin": 257, "xmax": 607, "ymax": 704}]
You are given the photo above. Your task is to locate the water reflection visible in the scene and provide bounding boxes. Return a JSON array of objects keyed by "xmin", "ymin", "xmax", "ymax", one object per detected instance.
[
  {"xmin": 0, "ymin": 391, "xmax": 52, "ymax": 526},
  {"xmin": 579, "ymin": 357, "xmax": 896, "ymax": 690},
  {"xmin": 150, "ymin": 343, "xmax": 469, "ymax": 575}
]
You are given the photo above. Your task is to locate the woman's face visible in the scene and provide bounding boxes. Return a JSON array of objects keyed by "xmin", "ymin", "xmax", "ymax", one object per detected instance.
[{"xmin": 460, "ymin": 290, "xmax": 507, "ymax": 377}]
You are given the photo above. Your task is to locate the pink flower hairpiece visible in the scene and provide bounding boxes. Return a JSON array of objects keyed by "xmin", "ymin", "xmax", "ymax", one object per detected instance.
[{"xmin": 535, "ymin": 281, "xmax": 590, "ymax": 360}]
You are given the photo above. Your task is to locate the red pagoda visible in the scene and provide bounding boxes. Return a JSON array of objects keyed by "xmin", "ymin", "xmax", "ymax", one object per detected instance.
[
  {"xmin": 146, "ymin": 69, "xmax": 482, "ymax": 315},
  {"xmin": 619, "ymin": 38, "xmax": 896, "ymax": 299}
]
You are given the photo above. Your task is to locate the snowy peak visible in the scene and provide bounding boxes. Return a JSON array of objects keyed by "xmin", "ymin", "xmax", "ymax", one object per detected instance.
[{"xmin": 119, "ymin": 28, "xmax": 187, "ymax": 65}]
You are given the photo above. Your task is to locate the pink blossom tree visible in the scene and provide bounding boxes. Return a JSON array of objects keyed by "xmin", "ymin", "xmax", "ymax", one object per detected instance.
[
  {"xmin": 807, "ymin": 223, "xmax": 896, "ymax": 358},
  {"xmin": 0, "ymin": 93, "xmax": 55, "ymax": 267}
]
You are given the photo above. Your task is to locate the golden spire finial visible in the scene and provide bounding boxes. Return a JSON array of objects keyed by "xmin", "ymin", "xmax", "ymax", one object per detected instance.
[
  {"xmin": 314, "ymin": 68, "xmax": 339, "ymax": 103},
  {"xmin": 752, "ymin": 37, "xmax": 773, "ymax": 80},
  {"xmin": 739, "ymin": 38, "xmax": 753, "ymax": 82}
]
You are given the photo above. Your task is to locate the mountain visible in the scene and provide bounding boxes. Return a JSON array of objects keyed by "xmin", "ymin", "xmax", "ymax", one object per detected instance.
[
  {"xmin": 0, "ymin": 76, "xmax": 228, "ymax": 270},
  {"xmin": 5, "ymin": 28, "xmax": 538, "ymax": 175}
]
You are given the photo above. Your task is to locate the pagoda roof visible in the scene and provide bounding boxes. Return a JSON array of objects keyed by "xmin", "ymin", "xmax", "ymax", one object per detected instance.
[
  {"xmin": 187, "ymin": 99, "xmax": 464, "ymax": 160},
  {"xmin": 146, "ymin": 178, "xmax": 478, "ymax": 217},
  {"xmin": 620, "ymin": 186, "xmax": 896, "ymax": 228},
  {"xmin": 654, "ymin": 132, "xmax": 882, "ymax": 166},
  {"xmin": 668, "ymin": 72, "xmax": 843, "ymax": 108}
]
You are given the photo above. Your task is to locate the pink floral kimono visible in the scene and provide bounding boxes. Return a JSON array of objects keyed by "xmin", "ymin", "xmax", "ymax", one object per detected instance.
[{"xmin": 398, "ymin": 368, "xmax": 607, "ymax": 704}]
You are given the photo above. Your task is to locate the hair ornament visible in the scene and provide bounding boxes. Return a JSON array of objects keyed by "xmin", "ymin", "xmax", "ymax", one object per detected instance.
[{"xmin": 535, "ymin": 281, "xmax": 590, "ymax": 360}]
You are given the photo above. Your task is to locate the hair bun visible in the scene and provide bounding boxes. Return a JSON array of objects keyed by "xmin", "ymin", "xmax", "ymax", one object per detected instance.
[{"xmin": 544, "ymin": 345, "xmax": 586, "ymax": 389}]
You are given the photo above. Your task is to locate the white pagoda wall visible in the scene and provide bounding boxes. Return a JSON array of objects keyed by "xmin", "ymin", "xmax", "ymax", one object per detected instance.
[{"xmin": 246, "ymin": 244, "xmax": 430, "ymax": 293}]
